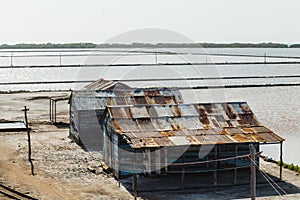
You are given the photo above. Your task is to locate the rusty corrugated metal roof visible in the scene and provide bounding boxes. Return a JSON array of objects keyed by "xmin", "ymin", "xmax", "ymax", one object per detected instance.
[
  {"xmin": 107, "ymin": 102, "xmax": 285, "ymax": 148},
  {"xmin": 72, "ymin": 88, "xmax": 184, "ymax": 110}
]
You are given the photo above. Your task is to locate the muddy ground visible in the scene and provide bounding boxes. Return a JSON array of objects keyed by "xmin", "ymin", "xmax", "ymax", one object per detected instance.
[{"xmin": 0, "ymin": 91, "xmax": 299, "ymax": 199}]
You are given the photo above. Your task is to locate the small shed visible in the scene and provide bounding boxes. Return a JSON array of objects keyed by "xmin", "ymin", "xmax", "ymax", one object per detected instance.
[{"xmin": 102, "ymin": 102, "xmax": 284, "ymax": 181}]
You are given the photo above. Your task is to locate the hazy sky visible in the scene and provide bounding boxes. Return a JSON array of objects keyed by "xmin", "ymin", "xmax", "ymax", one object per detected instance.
[{"xmin": 1, "ymin": 0, "xmax": 300, "ymax": 44}]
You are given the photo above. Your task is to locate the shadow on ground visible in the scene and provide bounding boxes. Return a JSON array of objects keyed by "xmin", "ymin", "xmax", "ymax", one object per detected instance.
[{"xmin": 120, "ymin": 169, "xmax": 300, "ymax": 199}]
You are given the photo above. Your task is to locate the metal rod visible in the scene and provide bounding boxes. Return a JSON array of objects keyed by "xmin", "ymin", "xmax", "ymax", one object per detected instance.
[{"xmin": 250, "ymin": 144, "xmax": 256, "ymax": 200}]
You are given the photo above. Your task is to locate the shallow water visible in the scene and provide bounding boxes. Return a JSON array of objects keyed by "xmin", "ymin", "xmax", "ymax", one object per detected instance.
[
  {"xmin": 0, "ymin": 48, "xmax": 299, "ymax": 165},
  {"xmin": 183, "ymin": 86, "xmax": 300, "ymax": 165}
]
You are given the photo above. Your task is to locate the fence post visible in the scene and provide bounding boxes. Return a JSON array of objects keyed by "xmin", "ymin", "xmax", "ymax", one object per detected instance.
[{"xmin": 22, "ymin": 106, "xmax": 34, "ymax": 176}]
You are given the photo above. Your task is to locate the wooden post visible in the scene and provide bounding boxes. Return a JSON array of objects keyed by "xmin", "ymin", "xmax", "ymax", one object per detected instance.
[
  {"xmin": 164, "ymin": 148, "xmax": 168, "ymax": 173},
  {"xmin": 22, "ymin": 106, "xmax": 34, "ymax": 176},
  {"xmin": 51, "ymin": 99, "xmax": 54, "ymax": 122},
  {"xmin": 133, "ymin": 149, "xmax": 137, "ymax": 200},
  {"xmin": 181, "ymin": 155, "xmax": 185, "ymax": 190},
  {"xmin": 234, "ymin": 145, "xmax": 238, "ymax": 184},
  {"xmin": 156, "ymin": 150, "xmax": 161, "ymax": 175},
  {"xmin": 49, "ymin": 99, "xmax": 52, "ymax": 122},
  {"xmin": 213, "ymin": 146, "xmax": 218, "ymax": 186},
  {"xmin": 264, "ymin": 52, "xmax": 267, "ymax": 64},
  {"xmin": 133, "ymin": 173, "xmax": 137, "ymax": 200},
  {"xmin": 59, "ymin": 53, "xmax": 62, "ymax": 66},
  {"xmin": 11, "ymin": 52, "xmax": 13, "ymax": 66},
  {"xmin": 280, "ymin": 141, "xmax": 283, "ymax": 180},
  {"xmin": 54, "ymin": 100, "xmax": 57, "ymax": 123},
  {"xmin": 181, "ymin": 165, "xmax": 185, "ymax": 190},
  {"xmin": 146, "ymin": 149, "xmax": 151, "ymax": 174},
  {"xmin": 250, "ymin": 144, "xmax": 256, "ymax": 200}
]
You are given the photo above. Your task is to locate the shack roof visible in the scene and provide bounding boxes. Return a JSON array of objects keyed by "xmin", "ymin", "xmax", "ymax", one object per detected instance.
[
  {"xmin": 106, "ymin": 102, "xmax": 284, "ymax": 148},
  {"xmin": 71, "ymin": 88, "xmax": 184, "ymax": 110}
]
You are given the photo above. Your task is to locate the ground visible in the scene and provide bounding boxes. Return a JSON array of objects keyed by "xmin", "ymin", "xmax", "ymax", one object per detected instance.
[{"xmin": 0, "ymin": 92, "xmax": 299, "ymax": 199}]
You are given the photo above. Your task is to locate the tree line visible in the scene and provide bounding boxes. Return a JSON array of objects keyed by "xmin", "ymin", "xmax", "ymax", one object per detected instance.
[{"xmin": 0, "ymin": 42, "xmax": 299, "ymax": 49}]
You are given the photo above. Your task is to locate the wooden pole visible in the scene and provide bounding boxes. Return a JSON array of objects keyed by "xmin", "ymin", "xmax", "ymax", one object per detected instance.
[
  {"xmin": 234, "ymin": 145, "xmax": 238, "ymax": 184},
  {"xmin": 213, "ymin": 146, "xmax": 218, "ymax": 186},
  {"xmin": 250, "ymin": 144, "xmax": 256, "ymax": 200},
  {"xmin": 54, "ymin": 100, "xmax": 56, "ymax": 123},
  {"xmin": 49, "ymin": 99, "xmax": 52, "ymax": 122},
  {"xmin": 60, "ymin": 53, "xmax": 62, "ymax": 66},
  {"xmin": 133, "ymin": 173, "xmax": 137, "ymax": 200},
  {"xmin": 51, "ymin": 99, "xmax": 54, "ymax": 122},
  {"xmin": 154, "ymin": 51, "xmax": 158, "ymax": 64},
  {"xmin": 11, "ymin": 52, "xmax": 13, "ymax": 66},
  {"xmin": 22, "ymin": 106, "xmax": 34, "ymax": 176},
  {"xmin": 280, "ymin": 141, "xmax": 283, "ymax": 180},
  {"xmin": 181, "ymin": 155, "xmax": 185, "ymax": 190},
  {"xmin": 133, "ymin": 149, "xmax": 137, "ymax": 200},
  {"xmin": 164, "ymin": 148, "xmax": 168, "ymax": 173}
]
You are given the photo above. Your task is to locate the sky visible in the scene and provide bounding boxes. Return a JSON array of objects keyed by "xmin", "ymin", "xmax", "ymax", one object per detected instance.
[{"xmin": 1, "ymin": 0, "xmax": 300, "ymax": 44}]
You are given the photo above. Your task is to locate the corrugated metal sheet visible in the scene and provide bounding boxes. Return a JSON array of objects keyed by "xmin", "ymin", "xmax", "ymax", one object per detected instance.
[
  {"xmin": 106, "ymin": 102, "xmax": 284, "ymax": 148},
  {"xmin": 71, "ymin": 88, "xmax": 184, "ymax": 111},
  {"xmin": 73, "ymin": 97, "xmax": 107, "ymax": 110},
  {"xmin": 130, "ymin": 106, "xmax": 149, "ymax": 118}
]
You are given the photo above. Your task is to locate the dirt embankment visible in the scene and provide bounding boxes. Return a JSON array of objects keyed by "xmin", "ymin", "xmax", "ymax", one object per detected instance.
[
  {"xmin": 0, "ymin": 92, "xmax": 132, "ymax": 199},
  {"xmin": 0, "ymin": 91, "xmax": 299, "ymax": 200}
]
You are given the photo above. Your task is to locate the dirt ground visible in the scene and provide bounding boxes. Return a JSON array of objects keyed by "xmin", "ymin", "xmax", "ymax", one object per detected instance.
[{"xmin": 0, "ymin": 92, "xmax": 299, "ymax": 199}]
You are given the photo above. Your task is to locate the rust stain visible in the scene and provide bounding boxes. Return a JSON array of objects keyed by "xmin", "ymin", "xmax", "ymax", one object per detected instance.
[
  {"xmin": 145, "ymin": 96, "xmax": 156, "ymax": 104},
  {"xmin": 172, "ymin": 106, "xmax": 181, "ymax": 117},
  {"xmin": 231, "ymin": 134, "xmax": 249, "ymax": 142},
  {"xmin": 134, "ymin": 96, "xmax": 147, "ymax": 105},
  {"xmin": 165, "ymin": 96, "xmax": 175, "ymax": 104},
  {"xmin": 171, "ymin": 124, "xmax": 180, "ymax": 131},
  {"xmin": 112, "ymin": 120, "xmax": 122, "ymax": 133},
  {"xmin": 242, "ymin": 127, "xmax": 256, "ymax": 133},
  {"xmin": 144, "ymin": 90, "xmax": 161, "ymax": 96}
]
